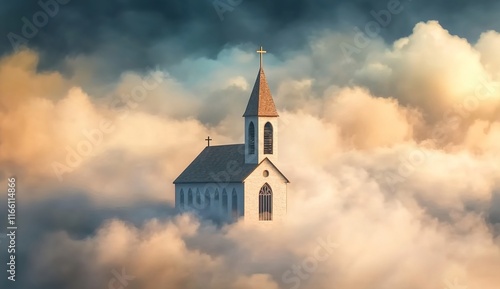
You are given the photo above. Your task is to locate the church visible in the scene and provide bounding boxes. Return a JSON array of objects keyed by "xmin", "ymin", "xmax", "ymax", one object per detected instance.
[{"xmin": 173, "ymin": 47, "xmax": 290, "ymax": 222}]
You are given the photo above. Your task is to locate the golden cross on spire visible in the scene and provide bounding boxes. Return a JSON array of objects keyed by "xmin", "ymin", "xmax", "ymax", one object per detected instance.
[{"xmin": 257, "ymin": 46, "xmax": 267, "ymax": 68}]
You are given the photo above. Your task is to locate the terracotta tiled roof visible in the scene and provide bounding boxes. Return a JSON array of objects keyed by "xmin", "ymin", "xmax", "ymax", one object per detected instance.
[{"xmin": 243, "ymin": 68, "xmax": 279, "ymax": 117}]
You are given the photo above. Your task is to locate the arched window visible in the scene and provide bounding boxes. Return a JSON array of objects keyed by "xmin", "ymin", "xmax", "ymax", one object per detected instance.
[
  {"xmin": 204, "ymin": 190, "xmax": 210, "ymax": 210},
  {"xmin": 259, "ymin": 183, "xmax": 273, "ymax": 221},
  {"xmin": 179, "ymin": 189, "xmax": 185, "ymax": 207},
  {"xmin": 232, "ymin": 190, "xmax": 238, "ymax": 218},
  {"xmin": 222, "ymin": 190, "xmax": 228, "ymax": 214},
  {"xmin": 196, "ymin": 190, "xmax": 201, "ymax": 206},
  {"xmin": 264, "ymin": 122, "xmax": 273, "ymax": 154},
  {"xmin": 214, "ymin": 190, "xmax": 219, "ymax": 209},
  {"xmin": 248, "ymin": 122, "xmax": 255, "ymax": 155},
  {"xmin": 188, "ymin": 190, "xmax": 193, "ymax": 207}
]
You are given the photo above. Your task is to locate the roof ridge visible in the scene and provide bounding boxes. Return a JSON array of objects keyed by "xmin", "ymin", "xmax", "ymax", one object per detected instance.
[{"xmin": 207, "ymin": 143, "xmax": 244, "ymax": 148}]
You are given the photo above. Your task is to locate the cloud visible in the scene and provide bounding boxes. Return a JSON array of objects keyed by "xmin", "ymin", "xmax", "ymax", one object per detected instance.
[
  {"xmin": 0, "ymin": 50, "xmax": 211, "ymax": 203},
  {"xmin": 1, "ymin": 20, "xmax": 500, "ymax": 289},
  {"xmin": 1, "ymin": 0, "xmax": 499, "ymax": 82},
  {"xmin": 476, "ymin": 30, "xmax": 500, "ymax": 79},
  {"xmin": 322, "ymin": 87, "xmax": 418, "ymax": 148}
]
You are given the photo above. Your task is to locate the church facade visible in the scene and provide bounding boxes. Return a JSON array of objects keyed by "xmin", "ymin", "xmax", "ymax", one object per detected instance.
[{"xmin": 174, "ymin": 47, "xmax": 289, "ymax": 222}]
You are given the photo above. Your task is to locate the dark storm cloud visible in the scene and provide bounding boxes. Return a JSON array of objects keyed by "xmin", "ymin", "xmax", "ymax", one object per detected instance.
[{"xmin": 1, "ymin": 0, "xmax": 499, "ymax": 76}]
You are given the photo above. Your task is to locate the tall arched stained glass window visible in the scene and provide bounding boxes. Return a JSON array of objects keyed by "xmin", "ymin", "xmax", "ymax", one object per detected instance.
[{"xmin": 259, "ymin": 183, "xmax": 272, "ymax": 221}]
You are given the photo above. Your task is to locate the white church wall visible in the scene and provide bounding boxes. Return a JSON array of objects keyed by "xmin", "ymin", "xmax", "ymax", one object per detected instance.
[
  {"xmin": 243, "ymin": 160, "xmax": 287, "ymax": 222},
  {"xmin": 244, "ymin": 116, "xmax": 258, "ymax": 164},
  {"xmin": 175, "ymin": 183, "xmax": 244, "ymax": 222}
]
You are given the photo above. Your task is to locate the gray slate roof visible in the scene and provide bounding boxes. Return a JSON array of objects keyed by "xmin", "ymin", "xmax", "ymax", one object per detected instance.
[
  {"xmin": 173, "ymin": 144, "xmax": 258, "ymax": 184},
  {"xmin": 243, "ymin": 68, "xmax": 279, "ymax": 117}
]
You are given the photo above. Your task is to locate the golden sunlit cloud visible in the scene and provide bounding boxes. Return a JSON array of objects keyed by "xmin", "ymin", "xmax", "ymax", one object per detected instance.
[{"xmin": 1, "ymin": 20, "xmax": 500, "ymax": 289}]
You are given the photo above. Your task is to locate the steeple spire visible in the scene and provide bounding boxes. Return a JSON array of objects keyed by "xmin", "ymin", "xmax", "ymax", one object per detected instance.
[
  {"xmin": 242, "ymin": 46, "xmax": 278, "ymax": 117},
  {"xmin": 243, "ymin": 46, "xmax": 279, "ymax": 165}
]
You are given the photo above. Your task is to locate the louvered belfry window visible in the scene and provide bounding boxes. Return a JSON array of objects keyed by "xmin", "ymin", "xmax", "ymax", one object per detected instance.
[
  {"xmin": 264, "ymin": 122, "xmax": 273, "ymax": 154},
  {"xmin": 259, "ymin": 183, "xmax": 273, "ymax": 221},
  {"xmin": 249, "ymin": 122, "xmax": 255, "ymax": 155}
]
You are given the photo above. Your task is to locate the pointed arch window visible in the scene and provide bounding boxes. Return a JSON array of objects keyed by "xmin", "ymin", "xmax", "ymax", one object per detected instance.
[
  {"xmin": 204, "ymin": 190, "xmax": 210, "ymax": 210},
  {"xmin": 264, "ymin": 122, "xmax": 273, "ymax": 154},
  {"xmin": 248, "ymin": 122, "xmax": 255, "ymax": 155},
  {"xmin": 214, "ymin": 191, "xmax": 219, "ymax": 209},
  {"xmin": 196, "ymin": 190, "xmax": 201, "ymax": 206},
  {"xmin": 179, "ymin": 189, "xmax": 185, "ymax": 207},
  {"xmin": 222, "ymin": 190, "xmax": 228, "ymax": 214},
  {"xmin": 232, "ymin": 190, "xmax": 238, "ymax": 218},
  {"xmin": 259, "ymin": 183, "xmax": 273, "ymax": 221},
  {"xmin": 188, "ymin": 190, "xmax": 193, "ymax": 207}
]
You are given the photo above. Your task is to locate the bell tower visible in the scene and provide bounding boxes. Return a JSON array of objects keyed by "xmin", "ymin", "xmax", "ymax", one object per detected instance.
[{"xmin": 243, "ymin": 46, "xmax": 279, "ymax": 165}]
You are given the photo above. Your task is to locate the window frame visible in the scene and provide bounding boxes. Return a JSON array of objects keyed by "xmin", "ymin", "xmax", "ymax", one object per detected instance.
[
  {"xmin": 259, "ymin": 183, "xmax": 273, "ymax": 221},
  {"xmin": 248, "ymin": 122, "xmax": 255, "ymax": 155},
  {"xmin": 264, "ymin": 122, "xmax": 273, "ymax": 154}
]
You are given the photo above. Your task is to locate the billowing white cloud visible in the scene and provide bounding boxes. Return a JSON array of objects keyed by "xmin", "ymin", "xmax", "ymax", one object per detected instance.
[{"xmin": 1, "ymin": 21, "xmax": 500, "ymax": 289}]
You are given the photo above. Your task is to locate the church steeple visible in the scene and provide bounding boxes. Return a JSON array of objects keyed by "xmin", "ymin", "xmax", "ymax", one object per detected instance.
[
  {"xmin": 244, "ymin": 46, "xmax": 279, "ymax": 164},
  {"xmin": 243, "ymin": 46, "xmax": 279, "ymax": 117},
  {"xmin": 243, "ymin": 68, "xmax": 279, "ymax": 117},
  {"xmin": 174, "ymin": 46, "xmax": 289, "ymax": 223}
]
